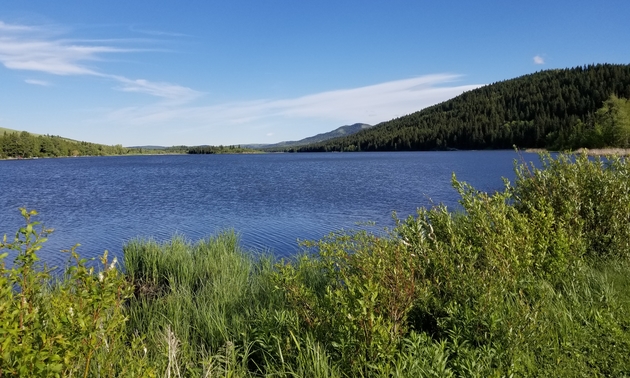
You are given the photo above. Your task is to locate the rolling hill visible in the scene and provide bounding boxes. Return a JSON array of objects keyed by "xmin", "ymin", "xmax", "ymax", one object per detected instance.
[{"xmin": 244, "ymin": 123, "xmax": 373, "ymax": 150}]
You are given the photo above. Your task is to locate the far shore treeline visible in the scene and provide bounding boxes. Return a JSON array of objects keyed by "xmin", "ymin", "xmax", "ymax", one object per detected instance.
[{"xmin": 0, "ymin": 131, "xmax": 259, "ymax": 159}]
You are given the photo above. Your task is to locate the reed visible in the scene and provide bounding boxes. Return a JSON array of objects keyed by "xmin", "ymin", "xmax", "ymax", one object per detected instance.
[{"xmin": 123, "ymin": 231, "xmax": 290, "ymax": 375}]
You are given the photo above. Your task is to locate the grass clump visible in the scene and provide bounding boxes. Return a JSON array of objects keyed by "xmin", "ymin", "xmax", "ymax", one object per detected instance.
[{"xmin": 124, "ymin": 232, "xmax": 286, "ymax": 376}]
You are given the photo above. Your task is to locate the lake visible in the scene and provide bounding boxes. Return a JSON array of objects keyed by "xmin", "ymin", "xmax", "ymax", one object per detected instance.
[{"xmin": 0, "ymin": 151, "xmax": 539, "ymax": 266}]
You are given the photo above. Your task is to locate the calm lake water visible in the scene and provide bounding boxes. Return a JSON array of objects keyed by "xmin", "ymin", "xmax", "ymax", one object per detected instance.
[{"xmin": 0, "ymin": 151, "xmax": 539, "ymax": 266}]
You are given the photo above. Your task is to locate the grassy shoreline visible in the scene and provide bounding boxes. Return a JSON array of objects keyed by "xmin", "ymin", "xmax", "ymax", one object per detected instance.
[
  {"xmin": 525, "ymin": 147, "xmax": 630, "ymax": 156},
  {"xmin": 2, "ymin": 151, "xmax": 630, "ymax": 376},
  {"xmin": 0, "ymin": 150, "xmax": 265, "ymax": 161}
]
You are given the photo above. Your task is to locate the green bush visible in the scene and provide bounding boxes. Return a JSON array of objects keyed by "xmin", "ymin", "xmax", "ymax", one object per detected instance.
[
  {"xmin": 513, "ymin": 152, "xmax": 630, "ymax": 260},
  {"xmin": 270, "ymin": 151, "xmax": 630, "ymax": 376},
  {"xmin": 273, "ymin": 230, "xmax": 418, "ymax": 375},
  {"xmin": 0, "ymin": 209, "xmax": 154, "ymax": 377}
]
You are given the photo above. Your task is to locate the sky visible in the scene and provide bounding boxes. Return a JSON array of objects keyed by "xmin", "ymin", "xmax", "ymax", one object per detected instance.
[{"xmin": 1, "ymin": 1, "xmax": 629, "ymax": 146}]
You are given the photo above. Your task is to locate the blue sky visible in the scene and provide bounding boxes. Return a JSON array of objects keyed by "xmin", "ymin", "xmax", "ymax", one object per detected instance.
[{"xmin": 1, "ymin": 1, "xmax": 629, "ymax": 146}]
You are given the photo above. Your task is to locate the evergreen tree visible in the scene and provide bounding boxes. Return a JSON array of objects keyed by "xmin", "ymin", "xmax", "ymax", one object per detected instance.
[{"xmin": 296, "ymin": 64, "xmax": 630, "ymax": 152}]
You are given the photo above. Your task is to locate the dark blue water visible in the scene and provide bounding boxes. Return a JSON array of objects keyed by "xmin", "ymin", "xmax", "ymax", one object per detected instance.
[{"xmin": 0, "ymin": 151, "xmax": 538, "ymax": 266}]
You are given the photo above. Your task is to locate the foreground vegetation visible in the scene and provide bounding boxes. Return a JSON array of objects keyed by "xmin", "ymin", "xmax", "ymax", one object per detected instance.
[
  {"xmin": 296, "ymin": 64, "xmax": 630, "ymax": 152},
  {"xmin": 2, "ymin": 152, "xmax": 630, "ymax": 376}
]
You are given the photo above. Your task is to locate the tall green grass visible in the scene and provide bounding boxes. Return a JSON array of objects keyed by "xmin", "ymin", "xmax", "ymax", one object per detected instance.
[{"xmin": 124, "ymin": 232, "xmax": 290, "ymax": 375}]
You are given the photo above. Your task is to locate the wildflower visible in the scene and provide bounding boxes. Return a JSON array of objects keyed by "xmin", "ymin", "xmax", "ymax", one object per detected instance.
[
  {"xmin": 98, "ymin": 272, "xmax": 104, "ymax": 282},
  {"xmin": 68, "ymin": 307, "xmax": 74, "ymax": 317},
  {"xmin": 109, "ymin": 256, "xmax": 118, "ymax": 270}
]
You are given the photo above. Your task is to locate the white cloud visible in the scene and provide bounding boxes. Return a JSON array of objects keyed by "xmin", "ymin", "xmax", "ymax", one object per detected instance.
[
  {"xmin": 0, "ymin": 20, "xmax": 198, "ymax": 101},
  {"xmin": 533, "ymin": 55, "xmax": 545, "ymax": 64},
  {"xmin": 1, "ymin": 20, "xmax": 484, "ymax": 145},
  {"xmin": 110, "ymin": 75, "xmax": 200, "ymax": 101},
  {"xmin": 129, "ymin": 26, "xmax": 190, "ymax": 38},
  {"xmin": 104, "ymin": 74, "xmax": 483, "ymax": 144},
  {"xmin": 25, "ymin": 79, "xmax": 51, "ymax": 86},
  {"xmin": 0, "ymin": 23, "xmax": 124, "ymax": 75},
  {"xmin": 0, "ymin": 21, "xmax": 36, "ymax": 32}
]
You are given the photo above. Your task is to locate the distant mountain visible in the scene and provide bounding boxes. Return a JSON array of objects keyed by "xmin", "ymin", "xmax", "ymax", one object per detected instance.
[
  {"xmin": 246, "ymin": 123, "xmax": 373, "ymax": 150},
  {"xmin": 296, "ymin": 64, "xmax": 630, "ymax": 152}
]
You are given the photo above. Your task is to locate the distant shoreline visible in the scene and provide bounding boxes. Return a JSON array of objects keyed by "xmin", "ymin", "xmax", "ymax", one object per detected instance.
[
  {"xmin": 525, "ymin": 148, "xmax": 630, "ymax": 156},
  {"xmin": 0, "ymin": 151, "xmax": 267, "ymax": 161},
  {"xmin": 5, "ymin": 148, "xmax": 630, "ymax": 162}
]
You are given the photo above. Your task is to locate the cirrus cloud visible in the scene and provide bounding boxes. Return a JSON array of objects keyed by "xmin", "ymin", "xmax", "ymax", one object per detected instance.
[
  {"xmin": 0, "ymin": 20, "xmax": 199, "ymax": 100},
  {"xmin": 103, "ymin": 74, "xmax": 483, "ymax": 145},
  {"xmin": 0, "ymin": 19, "xmax": 483, "ymax": 146},
  {"xmin": 24, "ymin": 79, "xmax": 51, "ymax": 86}
]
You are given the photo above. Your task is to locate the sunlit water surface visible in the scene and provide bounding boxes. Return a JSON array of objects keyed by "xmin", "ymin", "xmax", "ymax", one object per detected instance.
[{"xmin": 0, "ymin": 151, "xmax": 539, "ymax": 266}]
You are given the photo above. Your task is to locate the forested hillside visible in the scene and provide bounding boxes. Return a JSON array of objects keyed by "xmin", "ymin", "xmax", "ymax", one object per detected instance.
[{"xmin": 295, "ymin": 64, "xmax": 630, "ymax": 152}]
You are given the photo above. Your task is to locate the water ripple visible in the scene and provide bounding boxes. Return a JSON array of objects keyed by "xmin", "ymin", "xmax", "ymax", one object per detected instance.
[{"xmin": 0, "ymin": 151, "xmax": 539, "ymax": 266}]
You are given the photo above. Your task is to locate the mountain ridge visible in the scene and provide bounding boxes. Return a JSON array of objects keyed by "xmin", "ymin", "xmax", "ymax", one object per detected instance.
[{"xmin": 244, "ymin": 123, "xmax": 373, "ymax": 150}]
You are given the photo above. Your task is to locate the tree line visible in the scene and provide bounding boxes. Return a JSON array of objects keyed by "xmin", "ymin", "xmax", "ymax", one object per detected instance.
[
  {"xmin": 0, "ymin": 131, "xmax": 258, "ymax": 159},
  {"xmin": 187, "ymin": 145, "xmax": 260, "ymax": 154},
  {"xmin": 0, "ymin": 131, "xmax": 139, "ymax": 159},
  {"xmin": 293, "ymin": 64, "xmax": 630, "ymax": 152}
]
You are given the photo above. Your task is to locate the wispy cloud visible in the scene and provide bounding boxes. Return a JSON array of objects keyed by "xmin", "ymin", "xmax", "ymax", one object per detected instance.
[
  {"xmin": 129, "ymin": 26, "xmax": 190, "ymax": 38},
  {"xmin": 104, "ymin": 74, "xmax": 482, "ymax": 143},
  {"xmin": 0, "ymin": 39, "xmax": 124, "ymax": 75},
  {"xmin": 110, "ymin": 75, "xmax": 200, "ymax": 101},
  {"xmin": 0, "ymin": 21, "xmax": 36, "ymax": 32},
  {"xmin": 25, "ymin": 79, "xmax": 51, "ymax": 86},
  {"xmin": 1, "ymin": 20, "xmax": 483, "ymax": 145},
  {"xmin": 0, "ymin": 20, "xmax": 199, "ymax": 100},
  {"xmin": 533, "ymin": 55, "xmax": 545, "ymax": 64}
]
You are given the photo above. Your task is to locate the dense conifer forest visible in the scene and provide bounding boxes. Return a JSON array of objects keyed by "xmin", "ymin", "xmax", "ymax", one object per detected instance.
[{"xmin": 295, "ymin": 64, "xmax": 630, "ymax": 152}]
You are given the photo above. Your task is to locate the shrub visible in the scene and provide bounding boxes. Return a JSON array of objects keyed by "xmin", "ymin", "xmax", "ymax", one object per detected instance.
[
  {"xmin": 513, "ymin": 152, "xmax": 630, "ymax": 260},
  {"xmin": 0, "ymin": 209, "xmax": 154, "ymax": 377},
  {"xmin": 273, "ymin": 230, "xmax": 418, "ymax": 375}
]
